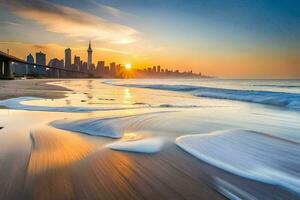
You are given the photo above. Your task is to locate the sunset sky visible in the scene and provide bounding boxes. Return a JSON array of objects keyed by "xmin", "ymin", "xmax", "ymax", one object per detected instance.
[{"xmin": 0, "ymin": 0, "xmax": 299, "ymax": 78}]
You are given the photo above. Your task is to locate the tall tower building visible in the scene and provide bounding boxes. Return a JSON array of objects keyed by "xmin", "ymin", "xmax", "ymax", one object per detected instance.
[
  {"xmin": 36, "ymin": 51, "xmax": 46, "ymax": 76},
  {"xmin": 87, "ymin": 41, "xmax": 93, "ymax": 70},
  {"xmin": 26, "ymin": 54, "xmax": 34, "ymax": 75},
  {"xmin": 65, "ymin": 48, "xmax": 71, "ymax": 69}
]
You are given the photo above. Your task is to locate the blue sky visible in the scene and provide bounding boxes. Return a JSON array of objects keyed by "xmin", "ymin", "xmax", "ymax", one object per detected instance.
[{"xmin": 0, "ymin": 0, "xmax": 299, "ymax": 77}]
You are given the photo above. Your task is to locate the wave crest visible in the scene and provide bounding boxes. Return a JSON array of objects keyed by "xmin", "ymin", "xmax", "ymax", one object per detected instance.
[
  {"xmin": 105, "ymin": 82, "xmax": 300, "ymax": 110},
  {"xmin": 176, "ymin": 129, "xmax": 300, "ymax": 193}
]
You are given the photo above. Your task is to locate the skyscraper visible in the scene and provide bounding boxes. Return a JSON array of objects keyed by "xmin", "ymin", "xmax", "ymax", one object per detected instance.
[
  {"xmin": 48, "ymin": 58, "xmax": 64, "ymax": 68},
  {"xmin": 110, "ymin": 62, "xmax": 116, "ymax": 75},
  {"xmin": 36, "ymin": 51, "xmax": 46, "ymax": 76},
  {"xmin": 157, "ymin": 65, "xmax": 161, "ymax": 73},
  {"xmin": 153, "ymin": 66, "xmax": 157, "ymax": 73},
  {"xmin": 26, "ymin": 53, "xmax": 34, "ymax": 75},
  {"xmin": 74, "ymin": 55, "xmax": 81, "ymax": 70},
  {"xmin": 65, "ymin": 48, "xmax": 71, "ymax": 69},
  {"xmin": 48, "ymin": 58, "xmax": 64, "ymax": 78},
  {"xmin": 96, "ymin": 61, "xmax": 105, "ymax": 75},
  {"xmin": 87, "ymin": 41, "xmax": 93, "ymax": 70},
  {"xmin": 82, "ymin": 62, "xmax": 88, "ymax": 72}
]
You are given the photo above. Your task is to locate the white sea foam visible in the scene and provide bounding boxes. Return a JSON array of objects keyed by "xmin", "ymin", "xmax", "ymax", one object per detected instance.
[
  {"xmin": 105, "ymin": 82, "xmax": 300, "ymax": 110},
  {"xmin": 51, "ymin": 117, "xmax": 125, "ymax": 138},
  {"xmin": 107, "ymin": 137, "xmax": 165, "ymax": 153},
  {"xmin": 253, "ymin": 84, "xmax": 300, "ymax": 89},
  {"xmin": 51, "ymin": 112, "xmax": 173, "ymax": 138},
  {"xmin": 176, "ymin": 129, "xmax": 300, "ymax": 193}
]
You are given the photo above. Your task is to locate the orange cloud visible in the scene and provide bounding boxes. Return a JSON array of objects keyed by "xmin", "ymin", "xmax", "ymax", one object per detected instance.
[{"xmin": 1, "ymin": 0, "xmax": 138, "ymax": 44}]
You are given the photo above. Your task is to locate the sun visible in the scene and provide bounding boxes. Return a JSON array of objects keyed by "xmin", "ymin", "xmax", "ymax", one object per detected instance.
[{"xmin": 125, "ymin": 63, "xmax": 132, "ymax": 70}]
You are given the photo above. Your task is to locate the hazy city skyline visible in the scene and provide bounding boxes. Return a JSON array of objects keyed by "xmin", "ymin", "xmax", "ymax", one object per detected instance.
[
  {"xmin": 6, "ymin": 41, "xmax": 201, "ymax": 79},
  {"xmin": 0, "ymin": 0, "xmax": 299, "ymax": 78}
]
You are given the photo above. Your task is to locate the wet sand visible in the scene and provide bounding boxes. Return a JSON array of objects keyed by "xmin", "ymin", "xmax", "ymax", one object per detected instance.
[
  {"xmin": 23, "ymin": 127, "xmax": 222, "ymax": 200},
  {"xmin": 3, "ymin": 125, "xmax": 297, "ymax": 200},
  {"xmin": 0, "ymin": 79, "xmax": 299, "ymax": 200},
  {"xmin": 0, "ymin": 79, "xmax": 69, "ymax": 100}
]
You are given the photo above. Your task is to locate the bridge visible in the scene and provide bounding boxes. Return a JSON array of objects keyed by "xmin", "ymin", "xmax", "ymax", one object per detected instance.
[{"xmin": 0, "ymin": 51, "xmax": 92, "ymax": 79}]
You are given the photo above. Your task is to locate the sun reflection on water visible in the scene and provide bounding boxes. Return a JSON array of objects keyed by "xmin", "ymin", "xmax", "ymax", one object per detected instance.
[{"xmin": 123, "ymin": 88, "xmax": 132, "ymax": 104}]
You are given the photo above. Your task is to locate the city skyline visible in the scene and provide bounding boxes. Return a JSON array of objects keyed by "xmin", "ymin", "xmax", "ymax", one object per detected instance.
[
  {"xmin": 8, "ymin": 41, "xmax": 202, "ymax": 79},
  {"xmin": 0, "ymin": 0, "xmax": 299, "ymax": 78}
]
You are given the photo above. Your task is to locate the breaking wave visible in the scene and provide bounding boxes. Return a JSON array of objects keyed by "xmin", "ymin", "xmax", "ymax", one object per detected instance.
[
  {"xmin": 253, "ymin": 84, "xmax": 300, "ymax": 89},
  {"xmin": 176, "ymin": 129, "xmax": 300, "ymax": 193},
  {"xmin": 105, "ymin": 82, "xmax": 300, "ymax": 110}
]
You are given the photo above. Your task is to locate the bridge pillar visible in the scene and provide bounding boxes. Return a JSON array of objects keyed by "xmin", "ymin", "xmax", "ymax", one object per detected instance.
[
  {"xmin": 1, "ymin": 61, "xmax": 14, "ymax": 79},
  {"xmin": 0, "ymin": 60, "xmax": 3, "ymax": 77}
]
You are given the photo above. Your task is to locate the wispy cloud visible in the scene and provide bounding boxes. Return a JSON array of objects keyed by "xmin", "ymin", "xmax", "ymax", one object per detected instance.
[
  {"xmin": 0, "ymin": 21, "xmax": 22, "ymax": 27},
  {"xmin": 0, "ymin": 0, "xmax": 138, "ymax": 44},
  {"xmin": 88, "ymin": 1, "xmax": 127, "ymax": 18}
]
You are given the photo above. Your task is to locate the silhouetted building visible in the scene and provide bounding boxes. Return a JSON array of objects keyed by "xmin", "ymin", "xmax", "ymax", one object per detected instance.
[
  {"xmin": 48, "ymin": 58, "xmax": 63, "ymax": 78},
  {"xmin": 26, "ymin": 53, "xmax": 35, "ymax": 75},
  {"xmin": 87, "ymin": 41, "xmax": 93, "ymax": 70},
  {"xmin": 157, "ymin": 65, "xmax": 161, "ymax": 73},
  {"xmin": 65, "ymin": 48, "xmax": 71, "ymax": 69},
  {"xmin": 70, "ymin": 64, "xmax": 76, "ymax": 71},
  {"xmin": 153, "ymin": 66, "xmax": 156, "ymax": 73},
  {"xmin": 90, "ymin": 64, "xmax": 95, "ymax": 72},
  {"xmin": 104, "ymin": 66, "xmax": 110, "ymax": 74},
  {"xmin": 36, "ymin": 51, "xmax": 46, "ymax": 76},
  {"xmin": 48, "ymin": 58, "xmax": 64, "ymax": 68},
  {"xmin": 96, "ymin": 61, "xmax": 105, "ymax": 75},
  {"xmin": 74, "ymin": 55, "xmax": 81, "ymax": 70},
  {"xmin": 82, "ymin": 62, "xmax": 88, "ymax": 72},
  {"xmin": 110, "ymin": 62, "xmax": 116, "ymax": 75},
  {"xmin": 116, "ymin": 64, "xmax": 121, "ymax": 74}
]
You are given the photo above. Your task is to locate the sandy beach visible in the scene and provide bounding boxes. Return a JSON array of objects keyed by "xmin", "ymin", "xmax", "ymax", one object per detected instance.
[
  {"xmin": 0, "ymin": 79, "xmax": 225, "ymax": 200},
  {"xmin": 0, "ymin": 79, "xmax": 299, "ymax": 200},
  {"xmin": 0, "ymin": 79, "xmax": 71, "ymax": 100}
]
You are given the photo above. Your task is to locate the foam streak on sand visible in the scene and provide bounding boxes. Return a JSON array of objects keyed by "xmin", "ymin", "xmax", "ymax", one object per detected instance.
[
  {"xmin": 107, "ymin": 137, "xmax": 165, "ymax": 153},
  {"xmin": 176, "ymin": 129, "xmax": 300, "ymax": 193},
  {"xmin": 51, "ymin": 117, "xmax": 124, "ymax": 138},
  {"xmin": 0, "ymin": 97, "xmax": 100, "ymax": 112},
  {"xmin": 51, "ymin": 112, "xmax": 173, "ymax": 138}
]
